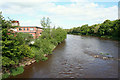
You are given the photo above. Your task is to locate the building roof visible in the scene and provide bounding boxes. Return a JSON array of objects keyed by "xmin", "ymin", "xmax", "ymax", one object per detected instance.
[
  {"xmin": 12, "ymin": 21, "xmax": 19, "ymax": 23},
  {"xmin": 19, "ymin": 26, "xmax": 43, "ymax": 29}
]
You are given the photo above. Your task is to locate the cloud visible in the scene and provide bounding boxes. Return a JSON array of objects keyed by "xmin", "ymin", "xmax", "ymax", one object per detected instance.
[
  {"xmin": 0, "ymin": 0, "xmax": 118, "ymax": 29},
  {"xmin": 118, "ymin": 1, "xmax": 120, "ymax": 19},
  {"xmin": 42, "ymin": 2, "xmax": 118, "ymax": 28}
]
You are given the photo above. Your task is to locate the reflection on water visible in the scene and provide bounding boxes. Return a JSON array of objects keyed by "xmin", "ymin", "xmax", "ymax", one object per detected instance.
[{"xmin": 11, "ymin": 34, "xmax": 119, "ymax": 78}]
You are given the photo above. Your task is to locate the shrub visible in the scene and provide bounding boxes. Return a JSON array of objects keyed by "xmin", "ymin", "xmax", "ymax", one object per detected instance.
[{"xmin": 11, "ymin": 66, "xmax": 24, "ymax": 76}]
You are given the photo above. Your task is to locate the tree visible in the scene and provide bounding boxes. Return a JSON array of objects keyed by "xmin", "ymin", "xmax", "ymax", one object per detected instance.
[
  {"xmin": 1, "ymin": 12, "xmax": 34, "ymax": 72},
  {"xmin": 32, "ymin": 17, "xmax": 67, "ymax": 61},
  {"xmin": 40, "ymin": 17, "xmax": 51, "ymax": 39},
  {"xmin": 66, "ymin": 19, "xmax": 120, "ymax": 40}
]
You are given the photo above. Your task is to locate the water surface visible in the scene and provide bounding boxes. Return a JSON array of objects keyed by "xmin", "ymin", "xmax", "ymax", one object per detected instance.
[{"xmin": 11, "ymin": 35, "xmax": 119, "ymax": 78}]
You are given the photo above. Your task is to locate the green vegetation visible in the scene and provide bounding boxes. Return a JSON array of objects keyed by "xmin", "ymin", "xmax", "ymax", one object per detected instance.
[
  {"xmin": 106, "ymin": 53, "xmax": 109, "ymax": 55},
  {"xmin": 1, "ymin": 12, "xmax": 67, "ymax": 79},
  {"xmin": 2, "ymin": 73, "xmax": 10, "ymax": 79},
  {"xmin": 100, "ymin": 53, "xmax": 104, "ymax": 55},
  {"xmin": 66, "ymin": 19, "xmax": 120, "ymax": 40},
  {"xmin": 31, "ymin": 17, "xmax": 67, "ymax": 62},
  {"xmin": 100, "ymin": 53, "xmax": 109, "ymax": 55},
  {"xmin": 1, "ymin": 12, "xmax": 34, "ymax": 79},
  {"xmin": 11, "ymin": 66, "xmax": 24, "ymax": 76}
]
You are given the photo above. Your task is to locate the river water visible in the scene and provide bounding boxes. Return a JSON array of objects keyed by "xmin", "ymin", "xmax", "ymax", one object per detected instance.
[{"xmin": 11, "ymin": 34, "xmax": 119, "ymax": 78}]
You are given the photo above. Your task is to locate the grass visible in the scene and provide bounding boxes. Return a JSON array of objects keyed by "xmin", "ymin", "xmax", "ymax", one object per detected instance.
[
  {"xmin": 2, "ymin": 73, "xmax": 10, "ymax": 79},
  {"xmin": 106, "ymin": 53, "xmax": 109, "ymax": 55},
  {"xmin": 100, "ymin": 53, "xmax": 104, "ymax": 55},
  {"xmin": 11, "ymin": 66, "xmax": 24, "ymax": 76},
  {"xmin": 100, "ymin": 52, "xmax": 109, "ymax": 55}
]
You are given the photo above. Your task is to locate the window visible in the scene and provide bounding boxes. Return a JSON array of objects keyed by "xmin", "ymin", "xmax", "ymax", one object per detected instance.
[
  {"xmin": 27, "ymin": 28, "xmax": 29, "ymax": 31},
  {"xmin": 24, "ymin": 28, "xmax": 25, "ymax": 30},
  {"xmin": 30, "ymin": 28, "xmax": 34, "ymax": 31},
  {"xmin": 19, "ymin": 28, "xmax": 22, "ymax": 31}
]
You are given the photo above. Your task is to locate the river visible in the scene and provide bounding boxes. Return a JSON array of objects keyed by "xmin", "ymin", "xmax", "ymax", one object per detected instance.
[{"xmin": 11, "ymin": 34, "xmax": 119, "ymax": 78}]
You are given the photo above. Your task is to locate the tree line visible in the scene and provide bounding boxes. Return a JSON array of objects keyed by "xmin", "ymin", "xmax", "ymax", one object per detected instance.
[
  {"xmin": 66, "ymin": 19, "xmax": 120, "ymax": 40},
  {"xmin": 1, "ymin": 12, "xmax": 67, "ymax": 79}
]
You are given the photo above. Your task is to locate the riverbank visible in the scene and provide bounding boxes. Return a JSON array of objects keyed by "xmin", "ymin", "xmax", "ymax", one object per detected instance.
[
  {"xmin": 2, "ymin": 39, "xmax": 66, "ymax": 79},
  {"xmin": 16, "ymin": 45, "xmax": 56, "ymax": 67},
  {"xmin": 19, "ymin": 45, "xmax": 56, "ymax": 67},
  {"xmin": 1, "ymin": 14, "xmax": 68, "ymax": 79},
  {"xmin": 8, "ymin": 35, "xmax": 119, "ymax": 78},
  {"xmin": 66, "ymin": 19, "xmax": 120, "ymax": 41},
  {"xmin": 68, "ymin": 33, "xmax": 120, "ymax": 41}
]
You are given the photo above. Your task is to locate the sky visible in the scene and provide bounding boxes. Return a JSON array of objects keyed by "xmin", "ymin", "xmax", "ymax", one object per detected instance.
[{"xmin": 0, "ymin": 0, "xmax": 119, "ymax": 29}]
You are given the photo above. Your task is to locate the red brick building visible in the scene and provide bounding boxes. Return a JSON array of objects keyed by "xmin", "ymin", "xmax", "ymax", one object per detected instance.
[
  {"xmin": 10, "ymin": 21, "xmax": 43, "ymax": 39},
  {"xmin": 16, "ymin": 26, "xmax": 42, "ymax": 39}
]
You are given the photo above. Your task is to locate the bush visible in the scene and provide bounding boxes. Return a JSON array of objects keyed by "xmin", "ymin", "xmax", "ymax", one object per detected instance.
[
  {"xmin": 32, "ymin": 17, "xmax": 67, "ymax": 62},
  {"xmin": 41, "ymin": 57, "xmax": 48, "ymax": 61},
  {"xmin": 2, "ymin": 73, "xmax": 10, "ymax": 79},
  {"xmin": 11, "ymin": 66, "xmax": 24, "ymax": 76}
]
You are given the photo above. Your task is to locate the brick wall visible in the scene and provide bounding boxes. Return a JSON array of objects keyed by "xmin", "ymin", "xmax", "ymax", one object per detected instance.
[{"xmin": 16, "ymin": 27, "xmax": 42, "ymax": 39}]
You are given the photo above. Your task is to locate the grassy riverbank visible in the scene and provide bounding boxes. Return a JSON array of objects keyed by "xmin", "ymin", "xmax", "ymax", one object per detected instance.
[
  {"xmin": 1, "ymin": 14, "xmax": 67, "ymax": 79},
  {"xmin": 66, "ymin": 19, "xmax": 120, "ymax": 41}
]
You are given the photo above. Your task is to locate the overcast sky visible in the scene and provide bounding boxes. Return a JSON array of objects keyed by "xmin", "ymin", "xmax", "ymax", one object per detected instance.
[{"xmin": 0, "ymin": 0, "xmax": 119, "ymax": 29}]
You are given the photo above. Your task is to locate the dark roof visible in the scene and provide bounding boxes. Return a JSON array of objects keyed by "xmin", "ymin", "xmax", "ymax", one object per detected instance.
[
  {"xmin": 19, "ymin": 26, "xmax": 42, "ymax": 29},
  {"xmin": 12, "ymin": 21, "xmax": 19, "ymax": 23}
]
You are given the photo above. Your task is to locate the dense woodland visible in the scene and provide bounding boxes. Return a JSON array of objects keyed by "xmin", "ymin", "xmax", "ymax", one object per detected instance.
[
  {"xmin": 1, "ymin": 13, "xmax": 67, "ymax": 79},
  {"xmin": 66, "ymin": 19, "xmax": 120, "ymax": 40}
]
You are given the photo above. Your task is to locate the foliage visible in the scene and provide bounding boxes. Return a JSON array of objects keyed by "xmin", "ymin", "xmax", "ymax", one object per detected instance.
[
  {"xmin": 11, "ymin": 66, "xmax": 24, "ymax": 76},
  {"xmin": 32, "ymin": 17, "xmax": 67, "ymax": 61},
  {"xmin": 1, "ymin": 12, "xmax": 34, "ymax": 78},
  {"xmin": 2, "ymin": 73, "xmax": 10, "ymax": 79},
  {"xmin": 16, "ymin": 33, "xmax": 33, "ymax": 45},
  {"xmin": 67, "ymin": 19, "xmax": 120, "ymax": 40},
  {"xmin": 1, "ymin": 12, "xmax": 67, "ymax": 78},
  {"xmin": 51, "ymin": 27, "xmax": 67, "ymax": 44}
]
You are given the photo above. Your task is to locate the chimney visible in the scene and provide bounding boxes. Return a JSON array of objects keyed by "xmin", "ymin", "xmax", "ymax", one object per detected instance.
[{"xmin": 11, "ymin": 21, "xmax": 20, "ymax": 26}]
